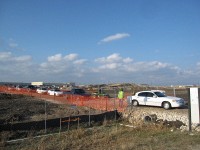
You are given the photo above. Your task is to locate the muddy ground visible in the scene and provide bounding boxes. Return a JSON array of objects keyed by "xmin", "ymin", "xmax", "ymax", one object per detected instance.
[{"xmin": 0, "ymin": 93, "xmax": 103, "ymax": 125}]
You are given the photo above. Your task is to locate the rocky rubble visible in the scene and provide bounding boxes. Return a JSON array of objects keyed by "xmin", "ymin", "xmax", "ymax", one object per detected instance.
[{"xmin": 122, "ymin": 106, "xmax": 200, "ymax": 132}]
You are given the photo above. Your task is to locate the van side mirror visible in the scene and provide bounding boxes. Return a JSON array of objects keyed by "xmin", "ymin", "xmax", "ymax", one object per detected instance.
[{"xmin": 153, "ymin": 95, "xmax": 157, "ymax": 98}]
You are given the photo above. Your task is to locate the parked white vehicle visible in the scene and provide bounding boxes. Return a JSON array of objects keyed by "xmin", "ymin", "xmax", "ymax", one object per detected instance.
[
  {"xmin": 128, "ymin": 90, "xmax": 185, "ymax": 109},
  {"xmin": 36, "ymin": 87, "xmax": 48, "ymax": 94},
  {"xmin": 48, "ymin": 89, "xmax": 63, "ymax": 96},
  {"xmin": 151, "ymin": 90, "xmax": 166, "ymax": 94}
]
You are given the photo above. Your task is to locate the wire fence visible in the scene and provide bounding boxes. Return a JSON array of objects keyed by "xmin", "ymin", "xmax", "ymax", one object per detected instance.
[
  {"xmin": 0, "ymin": 85, "xmax": 189, "ymax": 142},
  {"xmin": 0, "ymin": 85, "xmax": 189, "ymax": 111}
]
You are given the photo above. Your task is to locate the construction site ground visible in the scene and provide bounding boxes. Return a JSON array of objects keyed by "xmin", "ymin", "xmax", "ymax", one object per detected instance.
[{"xmin": 0, "ymin": 93, "xmax": 103, "ymax": 125}]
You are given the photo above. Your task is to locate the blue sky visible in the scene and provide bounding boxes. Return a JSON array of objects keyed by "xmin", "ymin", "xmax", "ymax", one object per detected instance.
[{"xmin": 0, "ymin": 0, "xmax": 200, "ymax": 85}]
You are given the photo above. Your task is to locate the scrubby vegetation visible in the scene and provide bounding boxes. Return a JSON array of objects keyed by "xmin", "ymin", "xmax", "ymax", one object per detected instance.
[{"xmin": 2, "ymin": 121, "xmax": 200, "ymax": 150}]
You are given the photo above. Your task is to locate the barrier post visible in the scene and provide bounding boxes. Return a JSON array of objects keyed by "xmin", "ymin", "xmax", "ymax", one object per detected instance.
[
  {"xmin": 106, "ymin": 97, "xmax": 108, "ymax": 111},
  {"xmin": 89, "ymin": 104, "xmax": 91, "ymax": 126},
  {"xmin": 77, "ymin": 117, "xmax": 80, "ymax": 128},
  {"xmin": 45, "ymin": 100, "xmax": 47, "ymax": 133},
  {"xmin": 114, "ymin": 89, "xmax": 116, "ymax": 111},
  {"xmin": 114, "ymin": 88, "xmax": 117, "ymax": 122},
  {"xmin": 189, "ymin": 87, "xmax": 200, "ymax": 132},
  {"xmin": 59, "ymin": 118, "xmax": 62, "ymax": 134},
  {"xmin": 173, "ymin": 87, "xmax": 176, "ymax": 97},
  {"xmin": 68, "ymin": 116, "xmax": 70, "ymax": 131}
]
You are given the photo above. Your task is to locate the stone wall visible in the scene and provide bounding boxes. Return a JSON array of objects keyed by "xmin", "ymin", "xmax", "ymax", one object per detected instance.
[{"xmin": 122, "ymin": 106, "xmax": 200, "ymax": 131}]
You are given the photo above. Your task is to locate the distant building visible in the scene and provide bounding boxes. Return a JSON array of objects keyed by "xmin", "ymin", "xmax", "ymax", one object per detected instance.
[{"xmin": 31, "ymin": 82, "xmax": 43, "ymax": 86}]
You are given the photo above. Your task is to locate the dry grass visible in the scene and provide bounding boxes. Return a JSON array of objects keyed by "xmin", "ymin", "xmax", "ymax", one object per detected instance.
[{"xmin": 3, "ymin": 121, "xmax": 200, "ymax": 150}]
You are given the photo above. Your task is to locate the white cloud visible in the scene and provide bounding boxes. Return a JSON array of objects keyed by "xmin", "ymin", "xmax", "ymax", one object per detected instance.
[
  {"xmin": 93, "ymin": 53, "xmax": 173, "ymax": 76},
  {"xmin": 73, "ymin": 59, "xmax": 87, "ymax": 65},
  {"xmin": 48, "ymin": 54, "xmax": 62, "ymax": 62},
  {"xmin": 64, "ymin": 53, "xmax": 78, "ymax": 61},
  {"xmin": 39, "ymin": 53, "xmax": 88, "ymax": 79},
  {"xmin": 0, "ymin": 52, "xmax": 12, "ymax": 60},
  {"xmin": 96, "ymin": 53, "xmax": 133, "ymax": 64},
  {"xmin": 15, "ymin": 55, "xmax": 32, "ymax": 62},
  {"xmin": 100, "ymin": 63, "xmax": 121, "ymax": 70},
  {"xmin": 95, "ymin": 57, "xmax": 169, "ymax": 73},
  {"xmin": 0, "ymin": 52, "xmax": 34, "ymax": 81},
  {"xmin": 197, "ymin": 62, "xmax": 200, "ymax": 67},
  {"xmin": 91, "ymin": 53, "xmax": 197, "ymax": 84},
  {"xmin": 1, "ymin": 51, "xmax": 200, "ymax": 85},
  {"xmin": 95, "ymin": 53, "xmax": 122, "ymax": 63},
  {"xmin": 107, "ymin": 53, "xmax": 121, "ymax": 61},
  {"xmin": 98, "ymin": 33, "xmax": 130, "ymax": 44},
  {"xmin": 0, "ymin": 52, "xmax": 31, "ymax": 62},
  {"xmin": 123, "ymin": 57, "xmax": 133, "ymax": 63},
  {"xmin": 47, "ymin": 53, "xmax": 79, "ymax": 62}
]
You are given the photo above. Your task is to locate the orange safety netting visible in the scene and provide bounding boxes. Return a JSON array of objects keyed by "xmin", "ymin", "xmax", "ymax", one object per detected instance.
[{"xmin": 0, "ymin": 86, "xmax": 128, "ymax": 112}]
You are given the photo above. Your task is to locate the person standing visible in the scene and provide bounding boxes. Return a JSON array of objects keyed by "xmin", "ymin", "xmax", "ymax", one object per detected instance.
[{"xmin": 118, "ymin": 88, "xmax": 124, "ymax": 108}]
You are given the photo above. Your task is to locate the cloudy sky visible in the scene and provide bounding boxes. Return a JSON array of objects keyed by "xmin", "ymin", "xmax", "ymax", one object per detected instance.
[{"xmin": 0, "ymin": 0, "xmax": 200, "ymax": 85}]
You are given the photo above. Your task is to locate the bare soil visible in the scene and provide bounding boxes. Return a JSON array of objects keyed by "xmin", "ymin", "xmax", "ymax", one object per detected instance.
[{"xmin": 0, "ymin": 93, "xmax": 103, "ymax": 125}]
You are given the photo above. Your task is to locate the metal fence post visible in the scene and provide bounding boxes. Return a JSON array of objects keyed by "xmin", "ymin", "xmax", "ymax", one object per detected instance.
[
  {"xmin": 45, "ymin": 100, "xmax": 47, "ymax": 133},
  {"xmin": 77, "ymin": 117, "xmax": 80, "ymax": 129},
  {"xmin": 114, "ymin": 88, "xmax": 117, "ymax": 122},
  {"xmin": 89, "ymin": 105, "xmax": 91, "ymax": 126},
  {"xmin": 114, "ymin": 88, "xmax": 116, "ymax": 110},
  {"xmin": 173, "ymin": 87, "xmax": 176, "ymax": 97},
  {"xmin": 59, "ymin": 117, "xmax": 62, "ymax": 134},
  {"xmin": 68, "ymin": 116, "xmax": 70, "ymax": 131}
]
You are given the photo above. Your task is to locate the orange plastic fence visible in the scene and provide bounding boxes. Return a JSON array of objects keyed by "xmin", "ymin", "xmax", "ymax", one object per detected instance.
[{"xmin": 0, "ymin": 86, "xmax": 127, "ymax": 112}]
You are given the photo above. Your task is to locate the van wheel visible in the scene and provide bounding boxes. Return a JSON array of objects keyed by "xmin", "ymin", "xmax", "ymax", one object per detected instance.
[
  {"xmin": 163, "ymin": 102, "xmax": 171, "ymax": 109},
  {"xmin": 132, "ymin": 100, "xmax": 139, "ymax": 106}
]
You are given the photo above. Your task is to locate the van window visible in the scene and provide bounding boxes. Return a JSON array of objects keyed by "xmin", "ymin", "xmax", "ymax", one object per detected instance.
[
  {"xmin": 146, "ymin": 92, "xmax": 154, "ymax": 97},
  {"xmin": 138, "ymin": 92, "xmax": 147, "ymax": 97}
]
